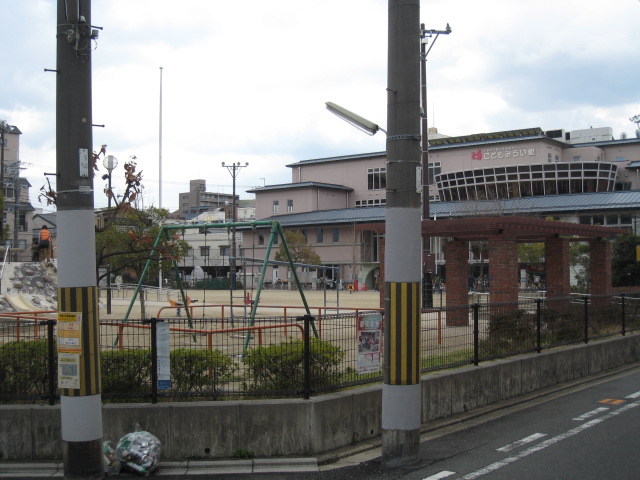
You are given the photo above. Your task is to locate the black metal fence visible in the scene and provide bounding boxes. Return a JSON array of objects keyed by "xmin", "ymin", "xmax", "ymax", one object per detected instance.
[{"xmin": 2, "ymin": 293, "xmax": 640, "ymax": 404}]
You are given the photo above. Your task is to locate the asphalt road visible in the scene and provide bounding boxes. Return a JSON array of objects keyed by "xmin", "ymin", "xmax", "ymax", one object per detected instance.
[{"xmin": 215, "ymin": 365, "xmax": 640, "ymax": 480}]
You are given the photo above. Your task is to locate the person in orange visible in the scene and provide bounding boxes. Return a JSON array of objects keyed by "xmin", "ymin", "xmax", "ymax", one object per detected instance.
[{"xmin": 39, "ymin": 225, "xmax": 52, "ymax": 265}]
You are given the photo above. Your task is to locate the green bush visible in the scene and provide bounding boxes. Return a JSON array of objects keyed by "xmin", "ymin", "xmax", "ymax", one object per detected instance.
[
  {"xmin": 101, "ymin": 348, "xmax": 152, "ymax": 395},
  {"xmin": 0, "ymin": 339, "xmax": 52, "ymax": 395},
  {"xmin": 242, "ymin": 338, "xmax": 345, "ymax": 394},
  {"xmin": 170, "ymin": 348, "xmax": 237, "ymax": 395},
  {"xmin": 487, "ymin": 309, "xmax": 536, "ymax": 349}
]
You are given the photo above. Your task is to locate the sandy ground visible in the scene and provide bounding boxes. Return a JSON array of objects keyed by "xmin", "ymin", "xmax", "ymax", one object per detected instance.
[{"xmin": 101, "ymin": 286, "xmax": 385, "ymax": 320}]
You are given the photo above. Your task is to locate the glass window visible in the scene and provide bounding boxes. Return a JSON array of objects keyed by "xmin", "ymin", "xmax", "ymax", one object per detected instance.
[
  {"xmin": 258, "ymin": 233, "xmax": 265, "ymax": 245},
  {"xmin": 332, "ymin": 228, "xmax": 340, "ymax": 243},
  {"xmin": 219, "ymin": 246, "xmax": 229, "ymax": 256},
  {"xmin": 200, "ymin": 246, "xmax": 210, "ymax": 257},
  {"xmin": 367, "ymin": 167, "xmax": 387, "ymax": 190},
  {"xmin": 287, "ymin": 199, "xmax": 293, "ymax": 212},
  {"xmin": 273, "ymin": 200, "xmax": 279, "ymax": 213},
  {"xmin": 317, "ymin": 228, "xmax": 324, "ymax": 243}
]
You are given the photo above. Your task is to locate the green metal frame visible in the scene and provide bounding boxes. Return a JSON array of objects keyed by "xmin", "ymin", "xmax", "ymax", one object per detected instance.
[{"xmin": 121, "ymin": 220, "xmax": 318, "ymax": 349}]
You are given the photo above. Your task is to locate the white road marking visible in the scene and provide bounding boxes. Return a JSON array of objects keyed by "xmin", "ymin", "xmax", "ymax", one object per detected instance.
[
  {"xmin": 458, "ymin": 401, "xmax": 640, "ymax": 479},
  {"xmin": 422, "ymin": 471, "xmax": 456, "ymax": 480},
  {"xmin": 496, "ymin": 433, "xmax": 547, "ymax": 452},
  {"xmin": 626, "ymin": 390, "xmax": 640, "ymax": 399},
  {"xmin": 572, "ymin": 407, "xmax": 609, "ymax": 421}
]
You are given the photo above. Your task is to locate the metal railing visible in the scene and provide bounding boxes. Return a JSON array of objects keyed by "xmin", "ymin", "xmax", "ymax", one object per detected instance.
[{"xmin": 1, "ymin": 293, "xmax": 639, "ymax": 404}]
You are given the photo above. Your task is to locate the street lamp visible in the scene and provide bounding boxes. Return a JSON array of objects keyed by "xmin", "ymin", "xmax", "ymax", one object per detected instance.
[
  {"xmin": 101, "ymin": 154, "xmax": 117, "ymax": 314},
  {"xmin": 222, "ymin": 161, "xmax": 248, "ymax": 289},
  {"xmin": 102, "ymin": 154, "xmax": 118, "ymax": 208},
  {"xmin": 325, "ymin": 102, "xmax": 386, "ymax": 136}
]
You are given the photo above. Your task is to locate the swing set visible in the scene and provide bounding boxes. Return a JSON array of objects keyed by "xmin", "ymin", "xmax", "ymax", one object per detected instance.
[{"xmin": 122, "ymin": 220, "xmax": 319, "ymax": 347}]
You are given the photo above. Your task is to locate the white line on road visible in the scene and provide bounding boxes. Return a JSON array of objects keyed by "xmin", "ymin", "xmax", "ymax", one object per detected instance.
[
  {"xmin": 626, "ymin": 390, "xmax": 640, "ymax": 399},
  {"xmin": 422, "ymin": 471, "xmax": 456, "ymax": 480},
  {"xmin": 496, "ymin": 433, "xmax": 547, "ymax": 452},
  {"xmin": 572, "ymin": 407, "xmax": 609, "ymax": 421},
  {"xmin": 458, "ymin": 401, "xmax": 640, "ymax": 479}
]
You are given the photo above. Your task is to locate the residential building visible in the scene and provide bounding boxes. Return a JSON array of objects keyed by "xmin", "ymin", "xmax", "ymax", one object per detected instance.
[
  {"xmin": 172, "ymin": 179, "xmax": 238, "ymax": 220},
  {"xmin": 1, "ymin": 125, "xmax": 36, "ymax": 261}
]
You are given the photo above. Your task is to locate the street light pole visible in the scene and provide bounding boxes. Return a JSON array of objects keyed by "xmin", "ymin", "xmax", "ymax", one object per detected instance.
[
  {"xmin": 222, "ymin": 162, "xmax": 248, "ymax": 289},
  {"xmin": 382, "ymin": 0, "xmax": 422, "ymax": 466},
  {"xmin": 102, "ymin": 155, "xmax": 118, "ymax": 314}
]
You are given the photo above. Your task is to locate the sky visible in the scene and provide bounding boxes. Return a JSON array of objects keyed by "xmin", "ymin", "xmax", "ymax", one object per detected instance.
[{"xmin": 2, "ymin": 0, "xmax": 640, "ymax": 214}]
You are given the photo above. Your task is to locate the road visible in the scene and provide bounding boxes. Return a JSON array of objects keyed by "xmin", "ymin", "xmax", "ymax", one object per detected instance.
[{"xmin": 216, "ymin": 365, "xmax": 640, "ymax": 480}]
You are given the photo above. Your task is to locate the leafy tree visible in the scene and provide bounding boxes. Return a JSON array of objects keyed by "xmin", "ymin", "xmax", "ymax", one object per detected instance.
[
  {"xmin": 39, "ymin": 146, "xmax": 189, "ymax": 285},
  {"xmin": 274, "ymin": 229, "xmax": 321, "ymax": 266},
  {"xmin": 517, "ymin": 243, "xmax": 544, "ymax": 264},
  {"xmin": 570, "ymin": 241, "xmax": 590, "ymax": 292},
  {"xmin": 612, "ymin": 233, "xmax": 640, "ymax": 287},
  {"xmin": 95, "ymin": 206, "xmax": 189, "ymax": 285}
]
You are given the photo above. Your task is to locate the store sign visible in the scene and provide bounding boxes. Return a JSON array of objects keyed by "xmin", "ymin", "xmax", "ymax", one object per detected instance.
[
  {"xmin": 57, "ymin": 312, "xmax": 82, "ymax": 389},
  {"xmin": 472, "ymin": 148, "xmax": 535, "ymax": 160}
]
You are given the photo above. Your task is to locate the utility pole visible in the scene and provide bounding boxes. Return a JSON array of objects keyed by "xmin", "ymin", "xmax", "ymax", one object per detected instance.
[
  {"xmin": 222, "ymin": 162, "xmax": 248, "ymax": 289},
  {"xmin": 382, "ymin": 0, "xmax": 422, "ymax": 466},
  {"xmin": 56, "ymin": 1, "xmax": 103, "ymax": 478},
  {"xmin": 0, "ymin": 122, "xmax": 7, "ymax": 243}
]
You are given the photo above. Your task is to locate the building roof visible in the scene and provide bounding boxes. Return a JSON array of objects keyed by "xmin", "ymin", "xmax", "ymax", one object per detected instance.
[
  {"xmin": 246, "ymin": 181, "xmax": 354, "ymax": 194},
  {"xmin": 255, "ymin": 190, "xmax": 640, "ymax": 228},
  {"xmin": 285, "ymin": 152, "xmax": 386, "ymax": 168}
]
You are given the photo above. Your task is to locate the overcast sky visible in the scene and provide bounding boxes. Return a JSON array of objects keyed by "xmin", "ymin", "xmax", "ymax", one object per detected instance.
[{"xmin": 2, "ymin": 0, "xmax": 640, "ymax": 214}]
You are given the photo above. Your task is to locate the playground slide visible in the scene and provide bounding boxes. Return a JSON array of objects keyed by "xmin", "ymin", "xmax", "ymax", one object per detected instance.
[{"xmin": 3, "ymin": 293, "xmax": 38, "ymax": 312}]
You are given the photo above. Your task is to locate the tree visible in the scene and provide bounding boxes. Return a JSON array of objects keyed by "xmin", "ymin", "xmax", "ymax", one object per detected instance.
[
  {"xmin": 39, "ymin": 146, "xmax": 188, "ymax": 285},
  {"xmin": 274, "ymin": 230, "xmax": 321, "ymax": 266},
  {"xmin": 612, "ymin": 233, "xmax": 640, "ymax": 287},
  {"xmin": 570, "ymin": 241, "xmax": 590, "ymax": 292},
  {"xmin": 95, "ymin": 207, "xmax": 189, "ymax": 285}
]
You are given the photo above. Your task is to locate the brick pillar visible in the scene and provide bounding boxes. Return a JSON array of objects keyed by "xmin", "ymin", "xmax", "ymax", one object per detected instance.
[
  {"xmin": 589, "ymin": 238, "xmax": 612, "ymax": 296},
  {"xmin": 379, "ymin": 236, "xmax": 385, "ymax": 308},
  {"xmin": 545, "ymin": 237, "xmax": 570, "ymax": 298},
  {"xmin": 488, "ymin": 235, "xmax": 518, "ymax": 303},
  {"xmin": 444, "ymin": 239, "xmax": 469, "ymax": 326}
]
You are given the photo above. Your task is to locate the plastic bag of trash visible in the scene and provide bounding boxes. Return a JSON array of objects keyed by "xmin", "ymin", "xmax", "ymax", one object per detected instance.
[
  {"xmin": 116, "ymin": 429, "xmax": 162, "ymax": 475},
  {"xmin": 102, "ymin": 440, "xmax": 121, "ymax": 476}
]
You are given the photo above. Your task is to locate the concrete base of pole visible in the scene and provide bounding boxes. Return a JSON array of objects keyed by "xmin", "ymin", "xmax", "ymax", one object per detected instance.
[
  {"xmin": 381, "ymin": 428, "xmax": 421, "ymax": 467},
  {"xmin": 63, "ymin": 439, "xmax": 103, "ymax": 479}
]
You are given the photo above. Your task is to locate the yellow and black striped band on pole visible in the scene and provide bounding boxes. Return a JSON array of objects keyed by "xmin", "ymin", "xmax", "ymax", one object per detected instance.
[
  {"xmin": 58, "ymin": 286, "xmax": 102, "ymax": 396},
  {"xmin": 384, "ymin": 282, "xmax": 421, "ymax": 385}
]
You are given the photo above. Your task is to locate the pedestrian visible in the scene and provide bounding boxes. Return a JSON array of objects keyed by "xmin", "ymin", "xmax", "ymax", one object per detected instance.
[{"xmin": 39, "ymin": 225, "xmax": 52, "ymax": 266}]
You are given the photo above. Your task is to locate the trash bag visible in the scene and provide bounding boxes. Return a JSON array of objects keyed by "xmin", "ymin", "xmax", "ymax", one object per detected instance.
[
  {"xmin": 116, "ymin": 429, "xmax": 162, "ymax": 475},
  {"xmin": 102, "ymin": 440, "xmax": 121, "ymax": 476}
]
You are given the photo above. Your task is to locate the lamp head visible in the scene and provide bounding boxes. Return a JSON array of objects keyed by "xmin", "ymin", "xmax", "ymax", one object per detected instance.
[{"xmin": 325, "ymin": 101, "xmax": 382, "ymax": 136}]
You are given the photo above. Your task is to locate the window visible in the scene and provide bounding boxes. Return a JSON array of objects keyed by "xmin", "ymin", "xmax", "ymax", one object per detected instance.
[
  {"xmin": 273, "ymin": 200, "xmax": 280, "ymax": 213},
  {"xmin": 573, "ymin": 156, "xmax": 582, "ymax": 162},
  {"xmin": 428, "ymin": 162, "xmax": 441, "ymax": 184},
  {"xmin": 301, "ymin": 229, "xmax": 307, "ymax": 242},
  {"xmin": 287, "ymin": 199, "xmax": 293, "ymax": 212},
  {"xmin": 317, "ymin": 228, "xmax": 324, "ymax": 243},
  {"xmin": 219, "ymin": 245, "xmax": 230, "ymax": 256},
  {"xmin": 332, "ymin": 228, "xmax": 340, "ymax": 243},
  {"xmin": 258, "ymin": 233, "xmax": 265, "ymax": 245},
  {"xmin": 273, "ymin": 233, "xmax": 278, "ymax": 245},
  {"xmin": 200, "ymin": 246, "xmax": 210, "ymax": 257},
  {"xmin": 368, "ymin": 167, "xmax": 387, "ymax": 190}
]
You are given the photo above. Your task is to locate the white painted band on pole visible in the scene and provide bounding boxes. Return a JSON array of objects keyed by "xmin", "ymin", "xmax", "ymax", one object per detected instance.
[
  {"xmin": 382, "ymin": 383, "xmax": 421, "ymax": 430},
  {"xmin": 384, "ymin": 207, "xmax": 422, "ymax": 281},
  {"xmin": 61, "ymin": 395, "xmax": 103, "ymax": 441},
  {"xmin": 57, "ymin": 210, "xmax": 97, "ymax": 287}
]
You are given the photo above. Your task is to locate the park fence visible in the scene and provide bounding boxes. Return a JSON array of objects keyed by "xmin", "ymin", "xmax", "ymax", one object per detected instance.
[{"xmin": 2, "ymin": 293, "xmax": 640, "ymax": 404}]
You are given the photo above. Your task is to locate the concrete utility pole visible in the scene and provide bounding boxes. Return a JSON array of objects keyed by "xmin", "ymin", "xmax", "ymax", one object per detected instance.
[
  {"xmin": 382, "ymin": 0, "xmax": 422, "ymax": 466},
  {"xmin": 56, "ymin": 0, "xmax": 103, "ymax": 477},
  {"xmin": 222, "ymin": 161, "xmax": 248, "ymax": 290}
]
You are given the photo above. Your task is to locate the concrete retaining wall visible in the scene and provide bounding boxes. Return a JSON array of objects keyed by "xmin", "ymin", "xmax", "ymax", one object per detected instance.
[{"xmin": 2, "ymin": 335, "xmax": 639, "ymax": 462}]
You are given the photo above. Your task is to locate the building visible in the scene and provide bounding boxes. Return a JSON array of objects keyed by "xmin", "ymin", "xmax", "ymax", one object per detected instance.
[
  {"xmin": 243, "ymin": 126, "xmax": 640, "ymax": 289},
  {"xmin": 1, "ymin": 125, "xmax": 36, "ymax": 261},
  {"xmin": 172, "ymin": 179, "xmax": 238, "ymax": 220}
]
